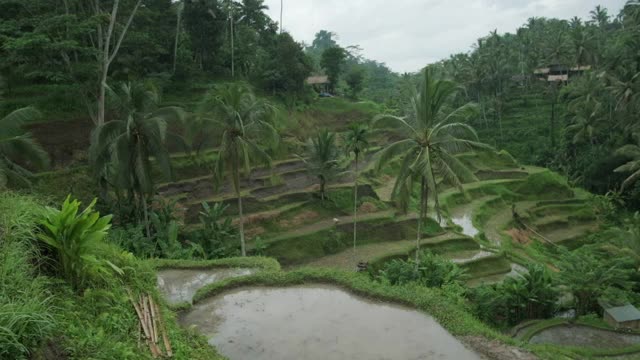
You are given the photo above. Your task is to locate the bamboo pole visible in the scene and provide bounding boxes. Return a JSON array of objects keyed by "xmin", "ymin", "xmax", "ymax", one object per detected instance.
[
  {"xmin": 128, "ymin": 290, "xmax": 174, "ymax": 358},
  {"xmin": 128, "ymin": 291, "xmax": 151, "ymax": 340},
  {"xmin": 149, "ymin": 296, "xmax": 159, "ymax": 344},
  {"xmin": 156, "ymin": 302, "xmax": 173, "ymax": 357}
]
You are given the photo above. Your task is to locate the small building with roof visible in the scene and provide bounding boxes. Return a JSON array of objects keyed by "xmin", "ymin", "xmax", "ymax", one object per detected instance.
[
  {"xmin": 603, "ymin": 304, "xmax": 640, "ymax": 329},
  {"xmin": 306, "ymin": 75, "xmax": 330, "ymax": 93},
  {"xmin": 533, "ymin": 64, "xmax": 591, "ymax": 83}
]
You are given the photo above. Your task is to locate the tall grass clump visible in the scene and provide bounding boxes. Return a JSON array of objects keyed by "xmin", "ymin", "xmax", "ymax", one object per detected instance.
[{"xmin": 0, "ymin": 193, "xmax": 54, "ymax": 359}]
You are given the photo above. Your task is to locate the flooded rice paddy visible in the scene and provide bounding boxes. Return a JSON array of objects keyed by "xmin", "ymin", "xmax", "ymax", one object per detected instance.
[
  {"xmin": 181, "ymin": 285, "xmax": 482, "ymax": 360},
  {"xmin": 529, "ymin": 324, "xmax": 640, "ymax": 349},
  {"xmin": 157, "ymin": 268, "xmax": 254, "ymax": 304}
]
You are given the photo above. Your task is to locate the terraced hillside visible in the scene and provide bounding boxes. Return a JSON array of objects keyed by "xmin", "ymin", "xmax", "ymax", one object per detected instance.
[{"xmin": 156, "ymin": 144, "xmax": 599, "ymax": 289}]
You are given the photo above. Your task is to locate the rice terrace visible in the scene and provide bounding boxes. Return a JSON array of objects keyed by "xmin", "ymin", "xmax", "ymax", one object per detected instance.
[{"xmin": 2, "ymin": 1, "xmax": 640, "ymax": 359}]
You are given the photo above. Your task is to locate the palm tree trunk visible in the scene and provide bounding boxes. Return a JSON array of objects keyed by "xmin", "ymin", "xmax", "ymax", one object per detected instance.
[
  {"xmin": 415, "ymin": 177, "xmax": 426, "ymax": 267},
  {"xmin": 320, "ymin": 177, "xmax": 326, "ymax": 201},
  {"xmin": 140, "ymin": 190, "xmax": 151, "ymax": 241},
  {"xmin": 173, "ymin": 1, "xmax": 183, "ymax": 74},
  {"xmin": 352, "ymin": 154, "xmax": 358, "ymax": 269},
  {"xmin": 550, "ymin": 100, "xmax": 556, "ymax": 147},
  {"xmin": 237, "ymin": 190, "xmax": 246, "ymax": 256},
  {"xmin": 230, "ymin": 6, "xmax": 235, "ymax": 78}
]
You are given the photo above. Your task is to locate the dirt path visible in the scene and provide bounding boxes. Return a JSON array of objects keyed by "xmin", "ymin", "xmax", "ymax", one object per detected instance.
[
  {"xmin": 462, "ymin": 336, "xmax": 538, "ymax": 360},
  {"xmin": 300, "ymin": 232, "xmax": 462, "ymax": 270}
]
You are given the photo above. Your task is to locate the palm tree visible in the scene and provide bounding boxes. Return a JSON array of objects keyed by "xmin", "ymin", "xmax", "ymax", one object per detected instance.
[
  {"xmin": 557, "ymin": 247, "xmax": 634, "ymax": 316},
  {"xmin": 589, "ymin": 5, "xmax": 610, "ymax": 28},
  {"xmin": 615, "ymin": 135, "xmax": 640, "ymax": 191},
  {"xmin": 0, "ymin": 107, "xmax": 49, "ymax": 188},
  {"xmin": 566, "ymin": 101, "xmax": 602, "ymax": 145},
  {"xmin": 199, "ymin": 83, "xmax": 277, "ymax": 256},
  {"xmin": 374, "ymin": 67, "xmax": 490, "ymax": 265},
  {"xmin": 302, "ymin": 130, "xmax": 341, "ymax": 201},
  {"xmin": 344, "ymin": 124, "xmax": 369, "ymax": 267},
  {"xmin": 89, "ymin": 82, "xmax": 184, "ymax": 237}
]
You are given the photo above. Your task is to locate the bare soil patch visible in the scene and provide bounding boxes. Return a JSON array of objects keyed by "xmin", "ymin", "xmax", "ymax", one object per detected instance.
[
  {"xmin": 358, "ymin": 202, "xmax": 378, "ymax": 214},
  {"xmin": 29, "ymin": 118, "xmax": 92, "ymax": 168},
  {"xmin": 278, "ymin": 210, "xmax": 320, "ymax": 229},
  {"xmin": 506, "ymin": 228, "xmax": 532, "ymax": 245},
  {"xmin": 462, "ymin": 336, "xmax": 538, "ymax": 360}
]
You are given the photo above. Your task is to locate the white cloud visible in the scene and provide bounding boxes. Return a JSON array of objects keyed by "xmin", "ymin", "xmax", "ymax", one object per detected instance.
[{"xmin": 263, "ymin": 0, "xmax": 627, "ymax": 73}]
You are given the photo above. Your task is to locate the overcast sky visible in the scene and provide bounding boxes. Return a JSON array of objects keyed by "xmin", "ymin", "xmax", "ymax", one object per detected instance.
[{"xmin": 263, "ymin": 0, "xmax": 628, "ymax": 73}]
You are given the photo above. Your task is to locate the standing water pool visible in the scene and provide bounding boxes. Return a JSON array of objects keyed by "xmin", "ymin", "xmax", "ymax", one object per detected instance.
[
  {"xmin": 181, "ymin": 285, "xmax": 482, "ymax": 360},
  {"xmin": 157, "ymin": 268, "xmax": 254, "ymax": 304}
]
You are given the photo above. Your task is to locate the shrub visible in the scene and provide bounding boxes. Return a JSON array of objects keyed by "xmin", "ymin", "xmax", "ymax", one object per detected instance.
[
  {"xmin": 190, "ymin": 202, "xmax": 239, "ymax": 259},
  {"xmin": 515, "ymin": 170, "xmax": 574, "ymax": 199},
  {"xmin": 378, "ymin": 251, "xmax": 467, "ymax": 288},
  {"xmin": 37, "ymin": 196, "xmax": 121, "ymax": 290},
  {"xmin": 109, "ymin": 225, "xmax": 155, "ymax": 258},
  {"xmin": 469, "ymin": 264, "xmax": 558, "ymax": 327},
  {"xmin": 321, "ymin": 228, "xmax": 347, "ymax": 254}
]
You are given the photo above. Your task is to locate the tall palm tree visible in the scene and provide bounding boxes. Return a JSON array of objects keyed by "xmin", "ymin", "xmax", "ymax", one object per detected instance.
[
  {"xmin": 615, "ymin": 135, "xmax": 640, "ymax": 191},
  {"xmin": 374, "ymin": 68, "xmax": 490, "ymax": 265},
  {"xmin": 302, "ymin": 130, "xmax": 341, "ymax": 201},
  {"xmin": 589, "ymin": 5, "xmax": 610, "ymax": 28},
  {"xmin": 199, "ymin": 83, "xmax": 277, "ymax": 256},
  {"xmin": 344, "ymin": 124, "xmax": 369, "ymax": 267},
  {"xmin": 90, "ymin": 82, "xmax": 184, "ymax": 237},
  {"xmin": 0, "ymin": 107, "xmax": 49, "ymax": 188},
  {"xmin": 566, "ymin": 101, "xmax": 602, "ymax": 145}
]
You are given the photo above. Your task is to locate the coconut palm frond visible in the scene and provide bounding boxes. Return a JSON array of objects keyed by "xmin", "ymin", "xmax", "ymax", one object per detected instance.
[{"xmin": 0, "ymin": 106, "xmax": 49, "ymax": 188}]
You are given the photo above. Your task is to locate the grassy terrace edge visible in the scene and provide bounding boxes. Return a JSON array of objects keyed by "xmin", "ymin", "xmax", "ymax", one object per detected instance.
[
  {"xmin": 182, "ymin": 266, "xmax": 640, "ymax": 359},
  {"xmin": 150, "ymin": 257, "xmax": 280, "ymax": 311},
  {"xmin": 150, "ymin": 256, "xmax": 281, "ymax": 272},
  {"xmin": 523, "ymin": 319, "xmax": 640, "ymax": 358},
  {"xmin": 187, "ymin": 268, "xmax": 529, "ymax": 349}
]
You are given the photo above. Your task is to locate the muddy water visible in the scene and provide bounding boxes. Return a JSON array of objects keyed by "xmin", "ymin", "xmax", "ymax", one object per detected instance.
[
  {"xmin": 451, "ymin": 250, "xmax": 495, "ymax": 264},
  {"xmin": 181, "ymin": 285, "xmax": 482, "ymax": 360},
  {"xmin": 449, "ymin": 201, "xmax": 482, "ymax": 238},
  {"xmin": 529, "ymin": 324, "xmax": 640, "ymax": 348},
  {"xmin": 451, "ymin": 213, "xmax": 479, "ymax": 238},
  {"xmin": 157, "ymin": 268, "xmax": 254, "ymax": 304}
]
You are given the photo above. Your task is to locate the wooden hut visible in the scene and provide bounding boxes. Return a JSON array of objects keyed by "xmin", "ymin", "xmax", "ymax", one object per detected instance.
[{"xmin": 305, "ymin": 75, "xmax": 330, "ymax": 93}]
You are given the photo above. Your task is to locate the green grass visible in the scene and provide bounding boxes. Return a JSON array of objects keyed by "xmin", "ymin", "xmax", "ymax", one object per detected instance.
[
  {"xmin": 521, "ymin": 318, "xmax": 640, "ymax": 358},
  {"xmin": 514, "ymin": 170, "xmax": 574, "ymax": 200},
  {"xmin": 151, "ymin": 256, "xmax": 281, "ymax": 272},
  {"xmin": 461, "ymin": 254, "xmax": 512, "ymax": 279},
  {"xmin": 0, "ymin": 193, "xmax": 54, "ymax": 359},
  {"xmin": 264, "ymin": 216, "xmax": 443, "ymax": 265},
  {"xmin": 457, "ymin": 150, "xmax": 519, "ymax": 171},
  {"xmin": 0, "ymin": 192, "xmax": 223, "ymax": 359},
  {"xmin": 367, "ymin": 236, "xmax": 480, "ymax": 274},
  {"xmin": 1, "ymin": 84, "xmax": 88, "ymax": 120}
]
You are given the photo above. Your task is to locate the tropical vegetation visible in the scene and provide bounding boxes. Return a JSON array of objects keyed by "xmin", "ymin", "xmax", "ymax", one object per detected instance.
[{"xmin": 3, "ymin": 1, "xmax": 640, "ymax": 359}]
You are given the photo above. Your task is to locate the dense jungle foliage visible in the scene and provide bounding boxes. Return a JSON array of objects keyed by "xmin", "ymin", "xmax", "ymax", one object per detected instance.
[{"xmin": 2, "ymin": 0, "xmax": 640, "ymax": 359}]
